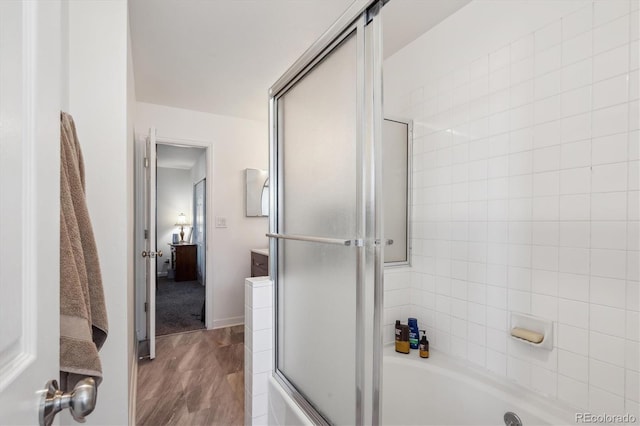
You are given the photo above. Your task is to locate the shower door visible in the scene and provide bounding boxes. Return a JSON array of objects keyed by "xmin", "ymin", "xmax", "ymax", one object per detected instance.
[{"xmin": 268, "ymin": 2, "xmax": 384, "ymax": 425}]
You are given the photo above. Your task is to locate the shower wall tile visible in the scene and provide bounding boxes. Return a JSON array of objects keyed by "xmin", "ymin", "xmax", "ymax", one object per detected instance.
[
  {"xmin": 384, "ymin": 0, "xmax": 638, "ymax": 413},
  {"xmin": 593, "ymin": 15, "xmax": 629, "ymax": 54},
  {"xmin": 558, "ymin": 375, "xmax": 589, "ymax": 409},
  {"xmin": 627, "ymin": 339, "xmax": 640, "ymax": 371},
  {"xmin": 592, "ymin": 191, "xmax": 628, "ymax": 220},
  {"xmin": 590, "ymin": 331, "xmax": 626, "ymax": 367},
  {"xmin": 563, "ymin": 4, "xmax": 592, "ymax": 40},
  {"xmin": 245, "ymin": 277, "xmax": 273, "ymax": 424},
  {"xmin": 558, "ymin": 349, "xmax": 588, "ymax": 381},
  {"xmin": 594, "ymin": 0, "xmax": 630, "ymax": 26},
  {"xmin": 383, "ymin": 268, "xmax": 412, "ymax": 345},
  {"xmin": 589, "ymin": 385, "xmax": 625, "ymax": 414},
  {"xmin": 626, "ymin": 370, "xmax": 640, "ymax": 402}
]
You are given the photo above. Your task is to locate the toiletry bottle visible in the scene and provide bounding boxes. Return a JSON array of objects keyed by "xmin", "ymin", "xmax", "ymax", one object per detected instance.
[
  {"xmin": 408, "ymin": 317, "xmax": 419, "ymax": 349},
  {"xmin": 395, "ymin": 321, "xmax": 410, "ymax": 354},
  {"xmin": 419, "ymin": 330, "xmax": 429, "ymax": 358}
]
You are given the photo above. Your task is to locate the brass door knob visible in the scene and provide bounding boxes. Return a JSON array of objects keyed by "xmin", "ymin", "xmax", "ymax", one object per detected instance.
[{"xmin": 141, "ymin": 250, "xmax": 162, "ymax": 258}]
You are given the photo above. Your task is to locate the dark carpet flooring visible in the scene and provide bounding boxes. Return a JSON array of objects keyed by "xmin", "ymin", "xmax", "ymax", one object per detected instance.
[{"xmin": 156, "ymin": 277, "xmax": 205, "ymax": 336}]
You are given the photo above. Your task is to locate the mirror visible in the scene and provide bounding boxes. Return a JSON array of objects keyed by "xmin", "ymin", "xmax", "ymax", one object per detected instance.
[
  {"xmin": 383, "ymin": 118, "xmax": 411, "ymax": 265},
  {"xmin": 245, "ymin": 168, "xmax": 269, "ymax": 217}
]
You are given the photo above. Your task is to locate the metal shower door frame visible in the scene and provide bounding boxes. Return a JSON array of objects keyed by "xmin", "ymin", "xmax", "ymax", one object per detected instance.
[{"xmin": 267, "ymin": 1, "xmax": 385, "ymax": 424}]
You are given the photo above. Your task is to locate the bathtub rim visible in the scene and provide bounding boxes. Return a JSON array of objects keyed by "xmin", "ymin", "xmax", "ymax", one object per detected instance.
[{"xmin": 382, "ymin": 345, "xmax": 577, "ymax": 425}]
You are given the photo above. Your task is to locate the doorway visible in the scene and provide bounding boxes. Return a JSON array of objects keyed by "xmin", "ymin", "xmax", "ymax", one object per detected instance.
[
  {"xmin": 155, "ymin": 144, "xmax": 207, "ymax": 336},
  {"xmin": 135, "ymin": 133, "xmax": 213, "ymax": 359}
]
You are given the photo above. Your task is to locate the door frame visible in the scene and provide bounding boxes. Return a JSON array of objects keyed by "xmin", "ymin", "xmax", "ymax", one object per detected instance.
[{"xmin": 134, "ymin": 136, "xmax": 214, "ymax": 344}]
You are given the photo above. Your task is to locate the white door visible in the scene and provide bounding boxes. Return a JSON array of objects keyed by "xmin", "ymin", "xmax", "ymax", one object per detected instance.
[
  {"xmin": 0, "ymin": 1, "xmax": 62, "ymax": 424},
  {"xmin": 144, "ymin": 129, "xmax": 158, "ymax": 359}
]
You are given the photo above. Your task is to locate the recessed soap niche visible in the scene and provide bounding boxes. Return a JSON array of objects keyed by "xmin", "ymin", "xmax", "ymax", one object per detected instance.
[{"xmin": 509, "ymin": 312, "xmax": 554, "ymax": 350}]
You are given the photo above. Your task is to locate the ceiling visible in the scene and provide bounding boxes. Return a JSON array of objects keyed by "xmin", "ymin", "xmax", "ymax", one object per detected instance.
[
  {"xmin": 157, "ymin": 144, "xmax": 205, "ymax": 169},
  {"xmin": 129, "ymin": 0, "xmax": 471, "ymax": 122}
]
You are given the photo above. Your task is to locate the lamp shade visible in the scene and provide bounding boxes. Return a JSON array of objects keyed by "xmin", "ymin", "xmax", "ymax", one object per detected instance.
[{"xmin": 175, "ymin": 213, "xmax": 188, "ymax": 226}]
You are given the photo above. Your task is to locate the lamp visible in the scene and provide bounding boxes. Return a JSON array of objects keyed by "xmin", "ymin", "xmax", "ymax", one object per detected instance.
[{"xmin": 175, "ymin": 213, "xmax": 189, "ymax": 243}]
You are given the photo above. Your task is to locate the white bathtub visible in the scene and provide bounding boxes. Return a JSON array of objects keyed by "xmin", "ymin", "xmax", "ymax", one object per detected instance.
[
  {"xmin": 269, "ymin": 346, "xmax": 577, "ymax": 425},
  {"xmin": 382, "ymin": 346, "xmax": 575, "ymax": 425}
]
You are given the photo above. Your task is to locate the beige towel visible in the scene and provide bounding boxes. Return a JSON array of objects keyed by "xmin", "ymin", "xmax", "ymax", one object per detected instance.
[{"xmin": 60, "ymin": 111, "xmax": 108, "ymax": 390}]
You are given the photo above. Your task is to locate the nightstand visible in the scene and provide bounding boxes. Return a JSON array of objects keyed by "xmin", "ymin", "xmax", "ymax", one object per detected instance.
[{"xmin": 170, "ymin": 243, "xmax": 197, "ymax": 281}]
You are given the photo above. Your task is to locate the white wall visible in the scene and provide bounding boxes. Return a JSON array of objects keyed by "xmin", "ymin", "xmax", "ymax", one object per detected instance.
[
  {"xmin": 156, "ymin": 167, "xmax": 193, "ymax": 274},
  {"xmin": 384, "ymin": 0, "xmax": 639, "ymax": 416},
  {"xmin": 65, "ymin": 1, "xmax": 131, "ymax": 424},
  {"xmin": 136, "ymin": 101, "xmax": 268, "ymax": 328}
]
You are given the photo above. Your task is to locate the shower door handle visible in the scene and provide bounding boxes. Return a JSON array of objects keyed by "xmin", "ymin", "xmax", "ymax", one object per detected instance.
[{"xmin": 266, "ymin": 233, "xmax": 362, "ymax": 246}]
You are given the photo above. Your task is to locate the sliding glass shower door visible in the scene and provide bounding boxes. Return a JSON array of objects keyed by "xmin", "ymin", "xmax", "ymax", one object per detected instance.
[
  {"xmin": 268, "ymin": 2, "xmax": 384, "ymax": 425},
  {"xmin": 279, "ymin": 31, "xmax": 359, "ymax": 425}
]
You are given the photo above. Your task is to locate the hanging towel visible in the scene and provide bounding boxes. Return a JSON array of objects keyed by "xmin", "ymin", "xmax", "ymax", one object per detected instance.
[{"xmin": 59, "ymin": 111, "xmax": 108, "ymax": 391}]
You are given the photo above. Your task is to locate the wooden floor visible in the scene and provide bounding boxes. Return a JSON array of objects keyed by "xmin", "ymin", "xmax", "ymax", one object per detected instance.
[{"xmin": 136, "ymin": 326, "xmax": 245, "ymax": 425}]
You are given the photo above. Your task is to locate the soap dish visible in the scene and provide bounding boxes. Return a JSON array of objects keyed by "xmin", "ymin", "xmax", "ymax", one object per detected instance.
[{"xmin": 509, "ymin": 312, "xmax": 553, "ymax": 350}]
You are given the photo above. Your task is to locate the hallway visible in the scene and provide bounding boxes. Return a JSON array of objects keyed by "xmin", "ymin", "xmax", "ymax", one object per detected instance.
[{"xmin": 136, "ymin": 326, "xmax": 244, "ymax": 425}]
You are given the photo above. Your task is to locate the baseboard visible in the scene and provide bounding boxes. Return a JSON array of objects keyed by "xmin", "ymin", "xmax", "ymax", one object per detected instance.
[
  {"xmin": 211, "ymin": 316, "xmax": 244, "ymax": 329},
  {"xmin": 129, "ymin": 346, "xmax": 138, "ymax": 425},
  {"xmin": 157, "ymin": 272, "xmax": 168, "ymax": 278}
]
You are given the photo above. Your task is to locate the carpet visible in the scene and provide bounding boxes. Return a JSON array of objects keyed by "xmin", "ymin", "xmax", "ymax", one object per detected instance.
[{"xmin": 156, "ymin": 277, "xmax": 205, "ymax": 336}]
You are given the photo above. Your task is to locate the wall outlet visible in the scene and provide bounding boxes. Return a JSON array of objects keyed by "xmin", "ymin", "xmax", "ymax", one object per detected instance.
[{"xmin": 215, "ymin": 217, "xmax": 227, "ymax": 228}]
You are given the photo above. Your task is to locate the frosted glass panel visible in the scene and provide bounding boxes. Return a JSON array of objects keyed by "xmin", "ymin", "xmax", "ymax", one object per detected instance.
[
  {"xmin": 281, "ymin": 33, "xmax": 357, "ymax": 238},
  {"xmin": 277, "ymin": 32, "xmax": 358, "ymax": 424},
  {"xmin": 279, "ymin": 239, "xmax": 356, "ymax": 424}
]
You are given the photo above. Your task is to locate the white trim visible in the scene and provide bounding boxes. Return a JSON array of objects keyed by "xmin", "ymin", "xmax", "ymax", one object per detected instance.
[
  {"xmin": 134, "ymin": 134, "xmax": 215, "ymax": 340},
  {"xmin": 211, "ymin": 317, "xmax": 244, "ymax": 330},
  {"xmin": 148, "ymin": 129, "xmax": 158, "ymax": 359},
  {"xmin": 134, "ymin": 135, "xmax": 147, "ymax": 341},
  {"xmin": 128, "ymin": 346, "xmax": 138, "ymax": 426}
]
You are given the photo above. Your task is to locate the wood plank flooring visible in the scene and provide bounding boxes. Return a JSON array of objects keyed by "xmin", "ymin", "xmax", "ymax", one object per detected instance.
[{"xmin": 136, "ymin": 326, "xmax": 245, "ymax": 425}]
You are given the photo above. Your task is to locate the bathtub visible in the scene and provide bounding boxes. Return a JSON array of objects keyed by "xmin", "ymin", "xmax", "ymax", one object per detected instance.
[
  {"xmin": 269, "ymin": 346, "xmax": 577, "ymax": 425},
  {"xmin": 382, "ymin": 346, "xmax": 575, "ymax": 425}
]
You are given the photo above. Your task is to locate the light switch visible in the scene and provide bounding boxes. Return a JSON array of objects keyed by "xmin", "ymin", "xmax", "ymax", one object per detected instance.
[{"xmin": 215, "ymin": 217, "xmax": 227, "ymax": 228}]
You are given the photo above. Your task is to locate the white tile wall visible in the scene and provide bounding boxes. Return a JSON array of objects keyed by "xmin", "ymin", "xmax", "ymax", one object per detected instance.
[
  {"xmin": 384, "ymin": 0, "xmax": 639, "ymax": 415},
  {"xmin": 245, "ymin": 277, "xmax": 273, "ymax": 426}
]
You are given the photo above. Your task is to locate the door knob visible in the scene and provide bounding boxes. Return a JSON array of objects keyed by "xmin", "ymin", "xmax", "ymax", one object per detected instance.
[
  {"xmin": 142, "ymin": 250, "xmax": 163, "ymax": 258},
  {"xmin": 39, "ymin": 377, "xmax": 97, "ymax": 426}
]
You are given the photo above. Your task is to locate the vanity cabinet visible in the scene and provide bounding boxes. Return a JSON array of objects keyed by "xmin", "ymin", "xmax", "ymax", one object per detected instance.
[
  {"xmin": 171, "ymin": 243, "xmax": 197, "ymax": 281},
  {"xmin": 251, "ymin": 249, "xmax": 268, "ymax": 277}
]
